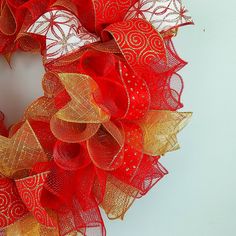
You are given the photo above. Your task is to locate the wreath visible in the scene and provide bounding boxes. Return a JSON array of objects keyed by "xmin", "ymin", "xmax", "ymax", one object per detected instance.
[{"xmin": 0, "ymin": 0, "xmax": 193, "ymax": 235}]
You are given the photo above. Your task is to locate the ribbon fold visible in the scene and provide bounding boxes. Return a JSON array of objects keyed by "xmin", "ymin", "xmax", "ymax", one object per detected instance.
[{"xmin": 0, "ymin": 0, "xmax": 192, "ymax": 235}]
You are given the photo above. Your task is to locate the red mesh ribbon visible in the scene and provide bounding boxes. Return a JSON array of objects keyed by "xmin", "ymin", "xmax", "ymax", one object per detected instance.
[
  {"xmin": 0, "ymin": 0, "xmax": 193, "ymax": 235},
  {"xmin": 0, "ymin": 0, "xmax": 56, "ymax": 55}
]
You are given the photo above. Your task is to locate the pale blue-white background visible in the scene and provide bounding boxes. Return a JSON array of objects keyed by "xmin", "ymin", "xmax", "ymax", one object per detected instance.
[{"xmin": 0, "ymin": 0, "xmax": 236, "ymax": 235}]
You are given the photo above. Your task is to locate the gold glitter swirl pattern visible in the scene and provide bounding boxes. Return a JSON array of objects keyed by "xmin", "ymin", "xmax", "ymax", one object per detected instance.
[
  {"xmin": 103, "ymin": 19, "xmax": 166, "ymax": 79},
  {"xmin": 0, "ymin": 178, "xmax": 28, "ymax": 228},
  {"xmin": 15, "ymin": 172, "xmax": 55, "ymax": 228}
]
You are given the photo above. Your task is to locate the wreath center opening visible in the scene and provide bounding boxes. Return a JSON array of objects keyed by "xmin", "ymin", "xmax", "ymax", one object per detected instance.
[{"xmin": 0, "ymin": 52, "xmax": 44, "ymax": 126}]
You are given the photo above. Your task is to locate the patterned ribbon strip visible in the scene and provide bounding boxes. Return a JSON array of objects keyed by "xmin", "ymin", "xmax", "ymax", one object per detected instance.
[{"xmin": 0, "ymin": 0, "xmax": 192, "ymax": 235}]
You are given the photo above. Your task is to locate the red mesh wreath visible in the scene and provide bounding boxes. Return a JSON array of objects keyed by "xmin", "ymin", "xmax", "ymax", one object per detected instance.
[{"xmin": 0, "ymin": 0, "xmax": 193, "ymax": 235}]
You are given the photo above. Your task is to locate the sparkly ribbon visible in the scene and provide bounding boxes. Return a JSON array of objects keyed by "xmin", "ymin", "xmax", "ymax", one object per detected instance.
[{"xmin": 0, "ymin": 0, "xmax": 192, "ymax": 235}]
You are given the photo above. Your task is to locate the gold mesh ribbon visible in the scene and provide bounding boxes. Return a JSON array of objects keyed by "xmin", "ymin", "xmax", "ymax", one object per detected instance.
[
  {"xmin": 6, "ymin": 214, "xmax": 58, "ymax": 236},
  {"xmin": 0, "ymin": 121, "xmax": 48, "ymax": 178},
  {"xmin": 6, "ymin": 214, "xmax": 78, "ymax": 236},
  {"xmin": 138, "ymin": 110, "xmax": 192, "ymax": 156},
  {"xmin": 24, "ymin": 97, "xmax": 57, "ymax": 122},
  {"xmin": 50, "ymin": 73, "xmax": 111, "ymax": 143},
  {"xmin": 100, "ymin": 175, "xmax": 139, "ymax": 220},
  {"xmin": 56, "ymin": 73, "xmax": 110, "ymax": 123}
]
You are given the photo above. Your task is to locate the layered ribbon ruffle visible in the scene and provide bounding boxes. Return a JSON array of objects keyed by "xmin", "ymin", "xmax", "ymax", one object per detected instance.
[{"xmin": 0, "ymin": 0, "xmax": 193, "ymax": 235}]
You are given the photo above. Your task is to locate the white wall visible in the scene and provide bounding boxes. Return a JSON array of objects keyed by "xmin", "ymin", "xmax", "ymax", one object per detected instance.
[
  {"xmin": 0, "ymin": 54, "xmax": 44, "ymax": 126},
  {"xmin": 0, "ymin": 0, "xmax": 236, "ymax": 235}
]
